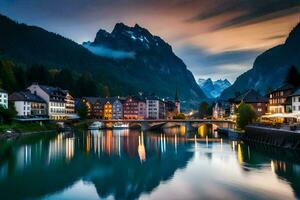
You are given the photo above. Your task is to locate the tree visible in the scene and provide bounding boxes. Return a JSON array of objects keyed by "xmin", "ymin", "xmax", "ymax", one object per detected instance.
[
  {"xmin": 199, "ymin": 101, "xmax": 210, "ymax": 118},
  {"xmin": 75, "ymin": 73, "xmax": 98, "ymax": 97},
  {"xmin": 77, "ymin": 102, "xmax": 88, "ymax": 120},
  {"xmin": 27, "ymin": 64, "xmax": 50, "ymax": 85},
  {"xmin": 0, "ymin": 60, "xmax": 17, "ymax": 93},
  {"xmin": 101, "ymin": 85, "xmax": 110, "ymax": 97},
  {"xmin": 13, "ymin": 65, "xmax": 27, "ymax": 91},
  {"xmin": 284, "ymin": 65, "xmax": 300, "ymax": 87},
  {"xmin": 0, "ymin": 102, "xmax": 17, "ymax": 124},
  {"xmin": 236, "ymin": 103, "xmax": 257, "ymax": 130}
]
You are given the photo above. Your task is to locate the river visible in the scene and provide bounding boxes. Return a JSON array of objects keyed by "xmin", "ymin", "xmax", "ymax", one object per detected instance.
[{"xmin": 0, "ymin": 126, "xmax": 299, "ymax": 200}]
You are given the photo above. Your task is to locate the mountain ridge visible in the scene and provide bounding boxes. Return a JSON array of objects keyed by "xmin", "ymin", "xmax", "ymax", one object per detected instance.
[
  {"xmin": 221, "ymin": 21, "xmax": 300, "ymax": 99},
  {"xmin": 198, "ymin": 78, "xmax": 231, "ymax": 98},
  {"xmin": 0, "ymin": 14, "xmax": 207, "ymax": 108}
]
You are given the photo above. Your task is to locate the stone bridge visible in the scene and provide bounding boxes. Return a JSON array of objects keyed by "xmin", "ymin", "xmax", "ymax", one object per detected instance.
[{"xmin": 89, "ymin": 119, "xmax": 236, "ymax": 132}]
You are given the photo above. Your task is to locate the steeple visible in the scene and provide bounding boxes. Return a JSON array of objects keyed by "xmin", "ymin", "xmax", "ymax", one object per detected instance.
[{"xmin": 175, "ymin": 87, "xmax": 179, "ymax": 102}]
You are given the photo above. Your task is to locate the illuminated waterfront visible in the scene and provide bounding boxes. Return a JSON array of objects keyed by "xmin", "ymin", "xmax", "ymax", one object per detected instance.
[{"xmin": 0, "ymin": 127, "xmax": 300, "ymax": 200}]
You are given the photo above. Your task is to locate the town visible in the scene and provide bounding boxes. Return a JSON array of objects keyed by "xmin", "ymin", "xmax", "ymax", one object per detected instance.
[
  {"xmin": 0, "ymin": 82, "xmax": 181, "ymax": 122},
  {"xmin": 1, "ymin": 79, "xmax": 300, "ymax": 130}
]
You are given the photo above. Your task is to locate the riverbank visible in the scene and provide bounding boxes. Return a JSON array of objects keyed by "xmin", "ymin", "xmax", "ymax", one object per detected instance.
[
  {"xmin": 243, "ymin": 125, "xmax": 300, "ymax": 150},
  {"xmin": 0, "ymin": 122, "xmax": 57, "ymax": 140}
]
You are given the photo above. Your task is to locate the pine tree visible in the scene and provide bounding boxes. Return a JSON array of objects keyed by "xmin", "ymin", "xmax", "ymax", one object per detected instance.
[{"xmin": 284, "ymin": 65, "xmax": 300, "ymax": 87}]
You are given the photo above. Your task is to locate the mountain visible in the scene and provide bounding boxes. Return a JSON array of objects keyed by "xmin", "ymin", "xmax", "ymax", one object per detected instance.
[
  {"xmin": 198, "ymin": 78, "xmax": 231, "ymax": 98},
  {"xmin": 82, "ymin": 23, "xmax": 207, "ymax": 105},
  {"xmin": 0, "ymin": 14, "xmax": 206, "ymax": 107},
  {"xmin": 221, "ymin": 22, "xmax": 300, "ymax": 99}
]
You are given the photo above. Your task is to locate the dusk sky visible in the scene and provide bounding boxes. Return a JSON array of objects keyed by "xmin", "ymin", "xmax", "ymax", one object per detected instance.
[{"xmin": 1, "ymin": 0, "xmax": 300, "ymax": 82}]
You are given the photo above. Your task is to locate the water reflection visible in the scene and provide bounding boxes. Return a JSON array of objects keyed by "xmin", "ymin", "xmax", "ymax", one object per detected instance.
[{"xmin": 0, "ymin": 128, "xmax": 299, "ymax": 200}]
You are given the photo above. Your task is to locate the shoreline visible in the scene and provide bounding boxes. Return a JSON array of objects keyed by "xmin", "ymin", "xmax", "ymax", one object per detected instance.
[
  {"xmin": 0, "ymin": 129, "xmax": 56, "ymax": 141},
  {"xmin": 243, "ymin": 125, "xmax": 300, "ymax": 150}
]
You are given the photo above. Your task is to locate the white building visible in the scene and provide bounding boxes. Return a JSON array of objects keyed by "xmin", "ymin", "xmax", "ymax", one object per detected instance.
[
  {"xmin": 9, "ymin": 91, "xmax": 47, "ymax": 116},
  {"xmin": 65, "ymin": 91, "xmax": 75, "ymax": 114},
  {"xmin": 212, "ymin": 102, "xmax": 225, "ymax": 119},
  {"xmin": 28, "ymin": 83, "xmax": 67, "ymax": 120},
  {"xmin": 146, "ymin": 97, "xmax": 165, "ymax": 119},
  {"xmin": 291, "ymin": 88, "xmax": 300, "ymax": 114},
  {"xmin": 0, "ymin": 88, "xmax": 8, "ymax": 109},
  {"xmin": 138, "ymin": 100, "xmax": 147, "ymax": 119},
  {"xmin": 111, "ymin": 98, "xmax": 123, "ymax": 119}
]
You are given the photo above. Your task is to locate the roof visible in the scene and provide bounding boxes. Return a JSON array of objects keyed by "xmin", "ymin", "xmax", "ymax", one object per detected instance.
[
  {"xmin": 83, "ymin": 97, "xmax": 101, "ymax": 105},
  {"xmin": 271, "ymin": 83, "xmax": 295, "ymax": 93},
  {"xmin": 9, "ymin": 91, "xmax": 46, "ymax": 103},
  {"xmin": 290, "ymin": 88, "xmax": 300, "ymax": 97},
  {"xmin": 39, "ymin": 85, "xmax": 66, "ymax": 96},
  {"xmin": 0, "ymin": 88, "xmax": 7, "ymax": 93},
  {"xmin": 234, "ymin": 89, "xmax": 268, "ymax": 103},
  {"xmin": 83, "ymin": 96, "xmax": 125, "ymax": 105}
]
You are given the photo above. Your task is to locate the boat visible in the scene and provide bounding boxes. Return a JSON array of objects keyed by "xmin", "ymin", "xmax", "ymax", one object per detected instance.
[
  {"xmin": 113, "ymin": 122, "xmax": 129, "ymax": 129},
  {"xmin": 89, "ymin": 121, "xmax": 104, "ymax": 130}
]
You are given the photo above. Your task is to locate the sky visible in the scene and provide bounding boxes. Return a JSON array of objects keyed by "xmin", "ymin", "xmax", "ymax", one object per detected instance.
[{"xmin": 0, "ymin": 0, "xmax": 300, "ymax": 83}]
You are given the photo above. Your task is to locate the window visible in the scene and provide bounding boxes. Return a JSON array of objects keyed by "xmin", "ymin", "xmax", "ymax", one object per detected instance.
[{"xmin": 293, "ymin": 106, "xmax": 296, "ymax": 111}]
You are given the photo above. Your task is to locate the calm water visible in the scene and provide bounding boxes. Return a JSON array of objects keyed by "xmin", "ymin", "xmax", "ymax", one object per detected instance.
[{"xmin": 0, "ymin": 127, "xmax": 300, "ymax": 200}]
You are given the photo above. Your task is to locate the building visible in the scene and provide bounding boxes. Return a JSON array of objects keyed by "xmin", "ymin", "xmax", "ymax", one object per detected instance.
[
  {"xmin": 174, "ymin": 89, "xmax": 180, "ymax": 114},
  {"xmin": 9, "ymin": 91, "xmax": 47, "ymax": 116},
  {"xmin": 291, "ymin": 88, "xmax": 300, "ymax": 114},
  {"xmin": 164, "ymin": 100, "xmax": 176, "ymax": 119},
  {"xmin": 102, "ymin": 100, "xmax": 113, "ymax": 119},
  {"xmin": 28, "ymin": 83, "xmax": 66, "ymax": 120},
  {"xmin": 123, "ymin": 96, "xmax": 139, "ymax": 119},
  {"xmin": 64, "ymin": 91, "xmax": 75, "ymax": 115},
  {"xmin": 111, "ymin": 98, "xmax": 123, "ymax": 119},
  {"xmin": 146, "ymin": 96, "xmax": 165, "ymax": 119},
  {"xmin": 234, "ymin": 89, "xmax": 269, "ymax": 116},
  {"xmin": 268, "ymin": 84, "xmax": 295, "ymax": 113},
  {"xmin": 137, "ymin": 100, "xmax": 147, "ymax": 119},
  {"xmin": 212, "ymin": 102, "xmax": 226, "ymax": 119},
  {"xmin": 134, "ymin": 94, "xmax": 147, "ymax": 119},
  {"xmin": 0, "ymin": 88, "xmax": 8, "ymax": 109},
  {"xmin": 82, "ymin": 97, "xmax": 103, "ymax": 119}
]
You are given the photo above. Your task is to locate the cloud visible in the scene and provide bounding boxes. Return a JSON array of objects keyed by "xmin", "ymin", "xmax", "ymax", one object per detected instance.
[
  {"xmin": 176, "ymin": 45, "xmax": 261, "ymax": 81},
  {"xmin": 263, "ymin": 34, "xmax": 286, "ymax": 41},
  {"xmin": 83, "ymin": 43, "xmax": 135, "ymax": 59},
  {"xmin": 178, "ymin": 45, "xmax": 261, "ymax": 66},
  {"xmin": 188, "ymin": 0, "xmax": 300, "ymax": 30}
]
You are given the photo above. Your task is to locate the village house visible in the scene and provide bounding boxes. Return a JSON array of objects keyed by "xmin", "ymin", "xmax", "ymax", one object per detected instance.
[
  {"xmin": 134, "ymin": 94, "xmax": 147, "ymax": 119},
  {"xmin": 65, "ymin": 91, "xmax": 75, "ymax": 115},
  {"xmin": 111, "ymin": 97, "xmax": 124, "ymax": 119},
  {"xmin": 123, "ymin": 96, "xmax": 139, "ymax": 119},
  {"xmin": 268, "ymin": 84, "xmax": 294, "ymax": 113},
  {"xmin": 0, "ymin": 88, "xmax": 8, "ymax": 109},
  {"xmin": 102, "ymin": 99, "xmax": 113, "ymax": 119},
  {"xmin": 28, "ymin": 83, "xmax": 74, "ymax": 120},
  {"xmin": 291, "ymin": 88, "xmax": 300, "ymax": 114},
  {"xmin": 212, "ymin": 101, "xmax": 226, "ymax": 119},
  {"xmin": 164, "ymin": 100, "xmax": 176, "ymax": 119},
  {"xmin": 82, "ymin": 97, "xmax": 103, "ymax": 119},
  {"xmin": 9, "ymin": 91, "xmax": 47, "ymax": 116},
  {"xmin": 233, "ymin": 89, "xmax": 269, "ymax": 116},
  {"xmin": 146, "ymin": 95, "xmax": 165, "ymax": 119}
]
